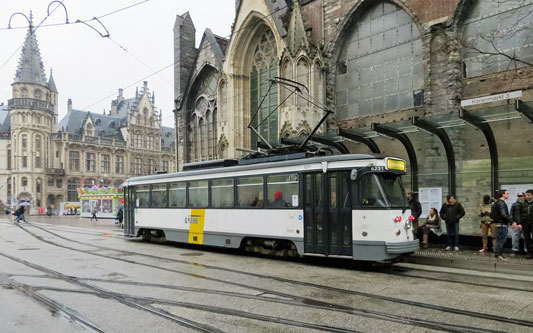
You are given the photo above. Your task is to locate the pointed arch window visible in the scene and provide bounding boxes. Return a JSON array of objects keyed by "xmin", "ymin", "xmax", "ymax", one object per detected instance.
[
  {"xmin": 462, "ymin": 1, "xmax": 533, "ymax": 77},
  {"xmin": 336, "ymin": 2, "xmax": 423, "ymax": 119},
  {"xmin": 188, "ymin": 69, "xmax": 219, "ymax": 162},
  {"xmin": 250, "ymin": 29, "xmax": 279, "ymax": 150},
  {"xmin": 296, "ymin": 58, "xmax": 310, "ymax": 106}
]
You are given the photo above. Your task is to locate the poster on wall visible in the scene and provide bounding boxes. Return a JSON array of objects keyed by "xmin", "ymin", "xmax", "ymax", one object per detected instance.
[{"xmin": 419, "ymin": 187, "xmax": 442, "ymax": 218}]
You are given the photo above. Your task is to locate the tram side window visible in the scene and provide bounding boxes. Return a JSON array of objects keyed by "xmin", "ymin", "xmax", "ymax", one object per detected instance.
[
  {"xmin": 211, "ymin": 179, "xmax": 234, "ymax": 208},
  {"xmin": 188, "ymin": 180, "xmax": 208, "ymax": 208},
  {"xmin": 136, "ymin": 185, "xmax": 150, "ymax": 207},
  {"xmin": 168, "ymin": 182, "xmax": 186, "ymax": 207},
  {"xmin": 237, "ymin": 176, "xmax": 264, "ymax": 208},
  {"xmin": 267, "ymin": 174, "xmax": 299, "ymax": 208},
  {"xmin": 151, "ymin": 184, "xmax": 167, "ymax": 208}
]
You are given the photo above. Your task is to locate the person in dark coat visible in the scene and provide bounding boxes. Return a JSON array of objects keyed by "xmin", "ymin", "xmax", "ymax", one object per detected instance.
[
  {"xmin": 439, "ymin": 195, "xmax": 465, "ymax": 251},
  {"xmin": 492, "ymin": 189, "xmax": 512, "ymax": 260},
  {"xmin": 116, "ymin": 208, "xmax": 124, "ymax": 226},
  {"xmin": 407, "ymin": 192, "xmax": 422, "ymax": 236},
  {"xmin": 516, "ymin": 189, "xmax": 533, "ymax": 259}
]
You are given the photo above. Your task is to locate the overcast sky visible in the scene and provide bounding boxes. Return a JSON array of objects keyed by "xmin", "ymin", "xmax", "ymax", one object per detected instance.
[{"xmin": 0, "ymin": 0, "xmax": 235, "ymax": 127}]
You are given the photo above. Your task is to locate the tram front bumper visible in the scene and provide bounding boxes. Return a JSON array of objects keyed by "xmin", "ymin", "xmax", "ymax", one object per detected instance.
[{"xmin": 386, "ymin": 240, "xmax": 419, "ymax": 254}]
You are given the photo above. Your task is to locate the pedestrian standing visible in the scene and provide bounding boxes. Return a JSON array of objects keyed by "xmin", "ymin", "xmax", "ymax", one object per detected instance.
[
  {"xmin": 46, "ymin": 205, "xmax": 52, "ymax": 219},
  {"xmin": 479, "ymin": 195, "xmax": 496, "ymax": 253},
  {"xmin": 492, "ymin": 189, "xmax": 512, "ymax": 260},
  {"xmin": 91, "ymin": 208, "xmax": 98, "ymax": 221},
  {"xmin": 407, "ymin": 191, "xmax": 422, "ymax": 237},
  {"xmin": 117, "ymin": 208, "xmax": 124, "ymax": 228},
  {"xmin": 516, "ymin": 189, "xmax": 533, "ymax": 259},
  {"xmin": 510, "ymin": 192, "xmax": 525, "ymax": 255},
  {"xmin": 439, "ymin": 195, "xmax": 465, "ymax": 251}
]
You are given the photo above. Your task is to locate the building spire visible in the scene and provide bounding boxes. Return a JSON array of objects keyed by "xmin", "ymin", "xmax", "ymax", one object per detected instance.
[
  {"xmin": 48, "ymin": 68, "xmax": 58, "ymax": 92},
  {"xmin": 14, "ymin": 19, "xmax": 47, "ymax": 86}
]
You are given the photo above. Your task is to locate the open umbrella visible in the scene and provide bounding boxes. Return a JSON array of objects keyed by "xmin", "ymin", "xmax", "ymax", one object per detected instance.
[{"xmin": 19, "ymin": 202, "xmax": 31, "ymax": 206}]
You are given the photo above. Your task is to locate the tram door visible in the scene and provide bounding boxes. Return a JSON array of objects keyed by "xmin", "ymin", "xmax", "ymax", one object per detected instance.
[
  {"xmin": 124, "ymin": 186, "xmax": 136, "ymax": 236},
  {"xmin": 303, "ymin": 171, "xmax": 353, "ymax": 256}
]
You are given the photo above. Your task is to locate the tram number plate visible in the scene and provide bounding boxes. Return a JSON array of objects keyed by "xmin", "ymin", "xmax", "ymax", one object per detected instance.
[{"xmin": 370, "ymin": 166, "xmax": 385, "ymax": 171}]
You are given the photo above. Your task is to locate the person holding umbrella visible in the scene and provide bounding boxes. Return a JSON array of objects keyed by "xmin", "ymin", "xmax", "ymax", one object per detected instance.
[{"xmin": 15, "ymin": 202, "xmax": 30, "ymax": 222}]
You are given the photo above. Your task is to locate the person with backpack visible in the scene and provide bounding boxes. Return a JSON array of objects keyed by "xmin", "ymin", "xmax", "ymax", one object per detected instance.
[
  {"xmin": 492, "ymin": 189, "xmax": 512, "ymax": 260},
  {"xmin": 516, "ymin": 189, "xmax": 533, "ymax": 259},
  {"xmin": 479, "ymin": 194, "xmax": 496, "ymax": 253},
  {"xmin": 439, "ymin": 195, "xmax": 465, "ymax": 251}
]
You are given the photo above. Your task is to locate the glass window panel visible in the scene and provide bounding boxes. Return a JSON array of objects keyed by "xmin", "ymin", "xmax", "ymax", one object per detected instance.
[
  {"xmin": 188, "ymin": 180, "xmax": 208, "ymax": 208},
  {"xmin": 267, "ymin": 174, "xmax": 299, "ymax": 208},
  {"xmin": 237, "ymin": 176, "xmax": 264, "ymax": 208},
  {"xmin": 136, "ymin": 185, "xmax": 150, "ymax": 207},
  {"xmin": 151, "ymin": 184, "xmax": 167, "ymax": 208},
  {"xmin": 362, "ymin": 83, "xmax": 373, "ymax": 99},
  {"xmin": 169, "ymin": 183, "xmax": 186, "ymax": 207},
  {"xmin": 359, "ymin": 20, "xmax": 371, "ymax": 38},
  {"xmin": 371, "ymin": 33, "xmax": 384, "ymax": 50},
  {"xmin": 211, "ymin": 179, "xmax": 234, "ymax": 208},
  {"xmin": 336, "ymin": 89, "xmax": 348, "ymax": 106},
  {"xmin": 386, "ymin": 94, "xmax": 399, "ymax": 110},
  {"xmin": 371, "ymin": 17, "xmax": 384, "ymax": 34}
]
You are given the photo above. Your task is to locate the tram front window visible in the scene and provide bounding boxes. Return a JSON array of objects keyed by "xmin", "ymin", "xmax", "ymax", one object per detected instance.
[{"xmin": 358, "ymin": 173, "xmax": 406, "ymax": 208}]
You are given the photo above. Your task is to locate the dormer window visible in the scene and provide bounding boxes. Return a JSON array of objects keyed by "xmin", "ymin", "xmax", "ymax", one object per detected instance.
[{"xmin": 95, "ymin": 119, "xmax": 101, "ymax": 126}]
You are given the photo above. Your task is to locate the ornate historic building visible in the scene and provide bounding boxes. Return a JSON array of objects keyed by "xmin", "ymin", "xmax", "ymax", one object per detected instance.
[
  {"xmin": 0, "ymin": 25, "xmax": 176, "ymax": 212},
  {"xmin": 174, "ymin": 0, "xmax": 533, "ymax": 234}
]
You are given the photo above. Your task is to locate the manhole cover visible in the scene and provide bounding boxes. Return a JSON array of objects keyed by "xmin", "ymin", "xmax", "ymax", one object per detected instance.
[{"xmin": 180, "ymin": 253, "xmax": 204, "ymax": 257}]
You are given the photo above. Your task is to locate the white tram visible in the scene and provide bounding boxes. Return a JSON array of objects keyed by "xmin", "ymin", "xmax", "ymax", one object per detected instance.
[{"xmin": 123, "ymin": 154, "xmax": 419, "ymax": 261}]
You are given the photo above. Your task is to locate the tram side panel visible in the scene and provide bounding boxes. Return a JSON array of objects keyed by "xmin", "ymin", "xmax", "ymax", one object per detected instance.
[
  {"xmin": 134, "ymin": 208, "xmax": 305, "ymax": 252},
  {"xmin": 352, "ymin": 209, "xmax": 419, "ymax": 261}
]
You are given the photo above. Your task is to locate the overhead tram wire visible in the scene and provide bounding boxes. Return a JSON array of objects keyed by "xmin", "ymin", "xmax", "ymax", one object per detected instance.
[
  {"xmin": 0, "ymin": 0, "xmax": 68, "ymax": 73},
  {"xmin": 0, "ymin": 0, "xmax": 149, "ymax": 73},
  {"xmin": 79, "ymin": 1, "xmax": 293, "ymax": 111}
]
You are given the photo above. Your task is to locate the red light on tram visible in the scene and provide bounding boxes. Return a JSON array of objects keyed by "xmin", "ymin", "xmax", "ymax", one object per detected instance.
[
  {"xmin": 408, "ymin": 215, "xmax": 416, "ymax": 221},
  {"xmin": 396, "ymin": 229, "xmax": 401, "ymax": 236},
  {"xmin": 394, "ymin": 216, "xmax": 402, "ymax": 222}
]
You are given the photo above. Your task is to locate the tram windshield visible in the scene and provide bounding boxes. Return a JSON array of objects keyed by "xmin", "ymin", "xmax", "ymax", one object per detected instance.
[{"xmin": 358, "ymin": 173, "xmax": 406, "ymax": 208}]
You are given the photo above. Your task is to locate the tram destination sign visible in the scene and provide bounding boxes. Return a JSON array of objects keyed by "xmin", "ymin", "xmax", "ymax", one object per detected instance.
[{"xmin": 461, "ymin": 90, "xmax": 522, "ymax": 107}]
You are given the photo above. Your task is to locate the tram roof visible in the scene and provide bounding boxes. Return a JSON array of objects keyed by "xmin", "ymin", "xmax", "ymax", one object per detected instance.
[{"xmin": 125, "ymin": 153, "xmax": 395, "ymax": 185}]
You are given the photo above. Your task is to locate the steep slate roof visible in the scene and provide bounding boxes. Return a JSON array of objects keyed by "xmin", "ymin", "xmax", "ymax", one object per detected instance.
[
  {"xmin": 14, "ymin": 27, "xmax": 47, "ymax": 86},
  {"xmin": 48, "ymin": 69, "xmax": 58, "ymax": 92},
  {"xmin": 0, "ymin": 104, "xmax": 10, "ymax": 132},
  {"xmin": 160, "ymin": 126, "xmax": 176, "ymax": 149},
  {"xmin": 115, "ymin": 97, "xmax": 136, "ymax": 117},
  {"xmin": 58, "ymin": 109, "xmax": 125, "ymax": 139}
]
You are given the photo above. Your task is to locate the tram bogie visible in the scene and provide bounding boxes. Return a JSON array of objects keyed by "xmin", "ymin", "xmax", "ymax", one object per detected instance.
[{"xmin": 123, "ymin": 154, "xmax": 419, "ymax": 262}]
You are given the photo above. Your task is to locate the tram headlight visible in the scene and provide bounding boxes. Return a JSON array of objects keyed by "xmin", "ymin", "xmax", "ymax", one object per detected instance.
[{"xmin": 404, "ymin": 220, "xmax": 412, "ymax": 229}]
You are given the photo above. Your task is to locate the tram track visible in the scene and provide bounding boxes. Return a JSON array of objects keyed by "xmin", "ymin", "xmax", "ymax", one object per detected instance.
[
  {"xmin": 384, "ymin": 264, "xmax": 533, "ymax": 293},
  {"xmin": 0, "ymin": 252, "xmax": 361, "ymax": 333},
  {"xmin": 5, "ymin": 221, "xmax": 531, "ymax": 332},
  {"xmin": 0, "ymin": 275, "xmax": 105, "ymax": 332}
]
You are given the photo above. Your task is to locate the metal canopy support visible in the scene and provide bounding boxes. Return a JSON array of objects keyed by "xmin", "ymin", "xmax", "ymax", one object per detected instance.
[
  {"xmin": 412, "ymin": 117, "xmax": 456, "ymax": 195},
  {"xmin": 515, "ymin": 100, "xmax": 533, "ymax": 123},
  {"xmin": 338, "ymin": 129, "xmax": 381, "ymax": 154},
  {"xmin": 460, "ymin": 109, "xmax": 499, "ymax": 195},
  {"xmin": 308, "ymin": 136, "xmax": 350, "ymax": 154},
  {"xmin": 371, "ymin": 123, "xmax": 418, "ymax": 192}
]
